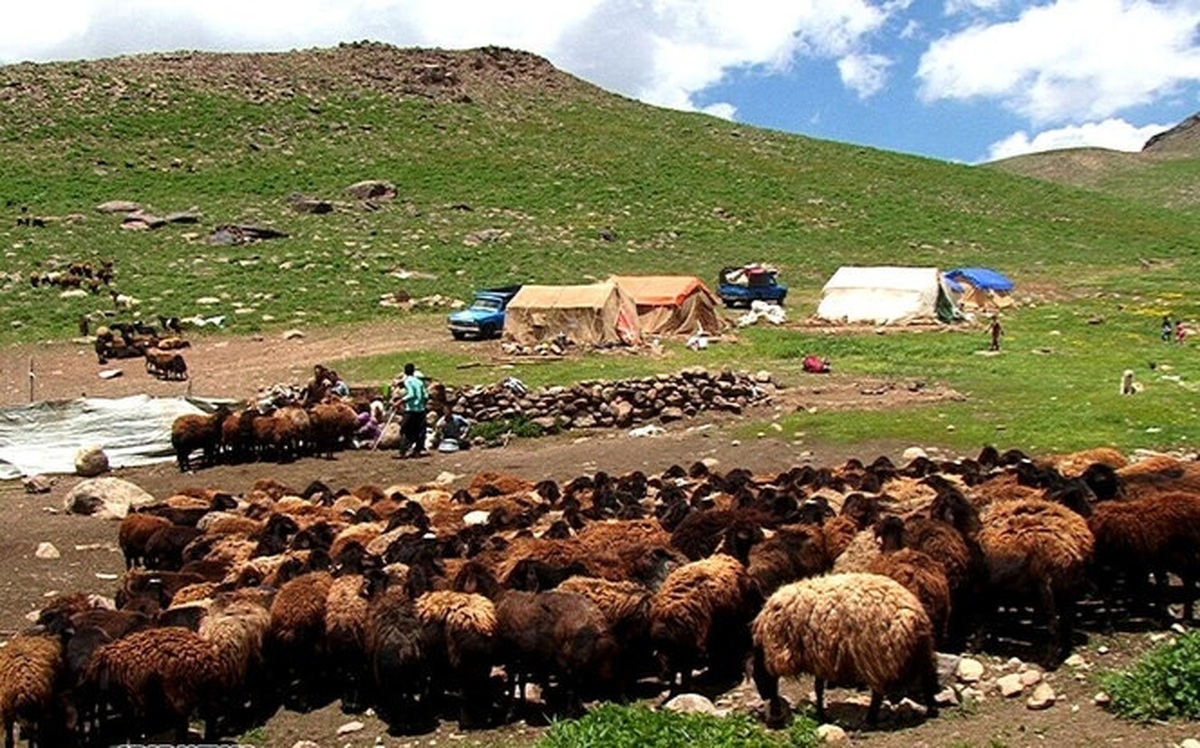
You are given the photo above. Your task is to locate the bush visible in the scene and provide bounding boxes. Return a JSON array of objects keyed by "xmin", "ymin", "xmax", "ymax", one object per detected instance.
[
  {"xmin": 470, "ymin": 415, "xmax": 552, "ymax": 445},
  {"xmin": 1101, "ymin": 631, "xmax": 1200, "ymax": 722},
  {"xmin": 538, "ymin": 703, "xmax": 820, "ymax": 748}
]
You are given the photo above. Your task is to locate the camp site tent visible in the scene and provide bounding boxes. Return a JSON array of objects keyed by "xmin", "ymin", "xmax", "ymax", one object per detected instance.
[
  {"xmin": 609, "ymin": 275, "xmax": 728, "ymax": 336},
  {"xmin": 503, "ymin": 281, "xmax": 642, "ymax": 346},
  {"xmin": 945, "ymin": 267, "xmax": 1015, "ymax": 311},
  {"xmin": 816, "ymin": 266, "xmax": 961, "ymax": 325}
]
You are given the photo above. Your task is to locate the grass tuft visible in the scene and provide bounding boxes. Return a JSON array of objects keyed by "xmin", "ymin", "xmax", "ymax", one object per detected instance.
[
  {"xmin": 1100, "ymin": 630, "xmax": 1200, "ymax": 722},
  {"xmin": 537, "ymin": 703, "xmax": 820, "ymax": 748}
]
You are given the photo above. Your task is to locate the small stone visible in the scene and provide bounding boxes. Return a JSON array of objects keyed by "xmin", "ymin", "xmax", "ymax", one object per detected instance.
[
  {"xmin": 663, "ymin": 693, "xmax": 717, "ymax": 715},
  {"xmin": 336, "ymin": 721, "xmax": 364, "ymax": 736},
  {"xmin": 934, "ymin": 686, "xmax": 960, "ymax": 707},
  {"xmin": 1178, "ymin": 738, "xmax": 1200, "ymax": 748},
  {"xmin": 35, "ymin": 542, "xmax": 60, "ymax": 559},
  {"xmin": 94, "ymin": 572, "xmax": 119, "ymax": 581},
  {"xmin": 1006, "ymin": 657, "xmax": 1023, "ymax": 669},
  {"xmin": 291, "ymin": 742, "xmax": 322, "ymax": 748},
  {"xmin": 996, "ymin": 672, "xmax": 1025, "ymax": 697},
  {"xmin": 23, "ymin": 475, "xmax": 55, "ymax": 494},
  {"xmin": 1172, "ymin": 623, "xmax": 1188, "ymax": 635},
  {"xmin": 1097, "ymin": 645, "xmax": 1110, "ymax": 655},
  {"xmin": 1064, "ymin": 653, "xmax": 1088, "ymax": 668},
  {"xmin": 816, "ymin": 724, "xmax": 848, "ymax": 743},
  {"xmin": 937, "ymin": 653, "xmax": 962, "ymax": 682},
  {"xmin": 1019, "ymin": 669, "xmax": 1043, "ymax": 687},
  {"xmin": 701, "ymin": 457, "xmax": 720, "ymax": 469},
  {"xmin": 74, "ymin": 445, "xmax": 109, "ymax": 477},
  {"xmin": 282, "ymin": 329, "xmax": 305, "ymax": 340},
  {"xmin": 1026, "ymin": 683, "xmax": 1056, "ymax": 710},
  {"xmin": 956, "ymin": 657, "xmax": 984, "ymax": 683},
  {"xmin": 902, "ymin": 446, "xmax": 927, "ymax": 462},
  {"xmin": 1093, "ymin": 692, "xmax": 1111, "ymax": 706}
]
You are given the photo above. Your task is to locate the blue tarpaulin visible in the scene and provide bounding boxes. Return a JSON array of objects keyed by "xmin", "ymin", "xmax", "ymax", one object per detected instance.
[{"xmin": 945, "ymin": 267, "xmax": 1014, "ymax": 292}]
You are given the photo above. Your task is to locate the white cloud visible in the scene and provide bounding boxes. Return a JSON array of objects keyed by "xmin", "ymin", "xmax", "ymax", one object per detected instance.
[
  {"xmin": 943, "ymin": 0, "xmax": 1007, "ymax": 15},
  {"xmin": 918, "ymin": 0, "xmax": 1200, "ymax": 124},
  {"xmin": 838, "ymin": 53, "xmax": 892, "ymax": 98},
  {"xmin": 701, "ymin": 101, "xmax": 738, "ymax": 120},
  {"xmin": 985, "ymin": 117, "xmax": 1172, "ymax": 160}
]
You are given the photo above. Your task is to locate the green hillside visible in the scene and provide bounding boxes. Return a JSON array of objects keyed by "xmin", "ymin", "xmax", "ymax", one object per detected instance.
[{"xmin": 2, "ymin": 42, "xmax": 1198, "ymax": 347}]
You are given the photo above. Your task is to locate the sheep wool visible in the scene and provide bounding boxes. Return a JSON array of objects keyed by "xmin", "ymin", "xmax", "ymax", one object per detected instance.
[
  {"xmin": 979, "ymin": 499, "xmax": 1094, "ymax": 578},
  {"xmin": 753, "ymin": 572, "xmax": 935, "ymax": 694},
  {"xmin": 0, "ymin": 633, "xmax": 63, "ymax": 731},
  {"xmin": 417, "ymin": 590, "xmax": 498, "ymax": 637},
  {"xmin": 651, "ymin": 553, "xmax": 755, "ymax": 646}
]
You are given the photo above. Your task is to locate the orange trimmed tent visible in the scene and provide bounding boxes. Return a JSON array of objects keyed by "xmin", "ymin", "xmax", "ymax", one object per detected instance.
[
  {"xmin": 610, "ymin": 275, "xmax": 728, "ymax": 336},
  {"xmin": 502, "ymin": 281, "xmax": 642, "ymax": 346}
]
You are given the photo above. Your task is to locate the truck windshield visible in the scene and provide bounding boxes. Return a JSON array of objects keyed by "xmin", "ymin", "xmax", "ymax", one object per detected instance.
[{"xmin": 472, "ymin": 298, "xmax": 503, "ymax": 311}]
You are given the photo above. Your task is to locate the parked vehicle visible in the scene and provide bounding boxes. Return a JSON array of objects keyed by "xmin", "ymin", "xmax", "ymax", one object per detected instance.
[
  {"xmin": 717, "ymin": 265, "xmax": 788, "ymax": 307},
  {"xmin": 448, "ymin": 285, "xmax": 522, "ymax": 340}
]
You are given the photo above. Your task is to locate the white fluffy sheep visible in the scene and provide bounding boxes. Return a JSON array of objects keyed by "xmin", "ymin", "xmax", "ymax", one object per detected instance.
[{"xmin": 751, "ymin": 572, "xmax": 939, "ymax": 728}]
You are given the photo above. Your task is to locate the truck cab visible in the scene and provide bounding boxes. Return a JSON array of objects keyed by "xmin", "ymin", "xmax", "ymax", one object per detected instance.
[
  {"xmin": 717, "ymin": 265, "xmax": 788, "ymax": 308},
  {"xmin": 448, "ymin": 285, "xmax": 522, "ymax": 339}
]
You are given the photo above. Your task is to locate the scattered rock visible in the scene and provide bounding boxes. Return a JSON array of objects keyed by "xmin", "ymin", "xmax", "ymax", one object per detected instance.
[
  {"xmin": 74, "ymin": 445, "xmax": 109, "ymax": 477},
  {"xmin": 346, "ymin": 180, "xmax": 397, "ymax": 201},
  {"xmin": 934, "ymin": 686, "xmax": 961, "ymax": 707},
  {"xmin": 289, "ymin": 195, "xmax": 335, "ymax": 214},
  {"xmin": 996, "ymin": 672, "xmax": 1025, "ymax": 697},
  {"xmin": 1178, "ymin": 738, "xmax": 1200, "ymax": 748},
  {"xmin": 937, "ymin": 653, "xmax": 961, "ymax": 682},
  {"xmin": 956, "ymin": 657, "xmax": 984, "ymax": 683},
  {"xmin": 35, "ymin": 542, "xmax": 60, "ymax": 559},
  {"xmin": 816, "ymin": 724, "xmax": 848, "ymax": 743},
  {"xmin": 902, "ymin": 446, "xmax": 928, "ymax": 461},
  {"xmin": 1063, "ymin": 653, "xmax": 1089, "ymax": 668},
  {"xmin": 291, "ymin": 741, "xmax": 322, "ymax": 748},
  {"xmin": 336, "ymin": 721, "xmax": 365, "ymax": 736},
  {"xmin": 63, "ymin": 477, "xmax": 155, "ymax": 519},
  {"xmin": 1019, "ymin": 669, "xmax": 1043, "ymax": 687},
  {"xmin": 1026, "ymin": 682, "xmax": 1056, "ymax": 710},
  {"xmin": 22, "ymin": 475, "xmax": 56, "ymax": 494},
  {"xmin": 96, "ymin": 200, "xmax": 141, "ymax": 214},
  {"xmin": 662, "ymin": 693, "xmax": 717, "ymax": 715},
  {"xmin": 282, "ymin": 329, "xmax": 306, "ymax": 340}
]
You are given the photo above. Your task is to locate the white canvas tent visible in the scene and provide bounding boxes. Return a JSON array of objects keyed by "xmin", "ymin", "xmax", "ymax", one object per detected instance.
[
  {"xmin": 816, "ymin": 266, "xmax": 961, "ymax": 325},
  {"xmin": 0, "ymin": 395, "xmax": 226, "ymax": 479}
]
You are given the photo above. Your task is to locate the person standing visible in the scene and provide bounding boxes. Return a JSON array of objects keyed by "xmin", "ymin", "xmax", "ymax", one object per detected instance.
[
  {"xmin": 1162, "ymin": 315, "xmax": 1174, "ymax": 342},
  {"xmin": 393, "ymin": 362, "xmax": 429, "ymax": 458},
  {"xmin": 988, "ymin": 316, "xmax": 1004, "ymax": 352}
]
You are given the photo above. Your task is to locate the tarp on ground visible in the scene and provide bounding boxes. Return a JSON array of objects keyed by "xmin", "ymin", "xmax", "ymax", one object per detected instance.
[
  {"xmin": 609, "ymin": 275, "xmax": 729, "ymax": 336},
  {"xmin": 503, "ymin": 281, "xmax": 642, "ymax": 346},
  {"xmin": 0, "ymin": 395, "xmax": 229, "ymax": 479},
  {"xmin": 945, "ymin": 267, "xmax": 1016, "ymax": 311},
  {"xmin": 816, "ymin": 266, "xmax": 962, "ymax": 324}
]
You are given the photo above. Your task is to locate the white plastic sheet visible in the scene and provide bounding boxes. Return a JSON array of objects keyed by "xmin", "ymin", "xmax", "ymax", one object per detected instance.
[{"xmin": 0, "ymin": 395, "xmax": 227, "ymax": 479}]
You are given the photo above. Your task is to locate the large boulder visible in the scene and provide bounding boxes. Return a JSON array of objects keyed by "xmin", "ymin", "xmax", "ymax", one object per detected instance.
[
  {"xmin": 74, "ymin": 446, "xmax": 110, "ymax": 477},
  {"xmin": 345, "ymin": 180, "xmax": 397, "ymax": 201},
  {"xmin": 63, "ymin": 477, "xmax": 155, "ymax": 519}
]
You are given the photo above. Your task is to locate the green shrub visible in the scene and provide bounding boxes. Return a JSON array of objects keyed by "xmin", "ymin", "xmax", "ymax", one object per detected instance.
[
  {"xmin": 1100, "ymin": 631, "xmax": 1200, "ymax": 721},
  {"xmin": 537, "ymin": 703, "xmax": 819, "ymax": 748},
  {"xmin": 469, "ymin": 415, "xmax": 551, "ymax": 445}
]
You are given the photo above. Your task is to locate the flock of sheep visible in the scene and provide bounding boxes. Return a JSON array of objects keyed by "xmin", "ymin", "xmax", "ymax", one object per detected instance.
[{"xmin": 1, "ymin": 445, "xmax": 1198, "ymax": 746}]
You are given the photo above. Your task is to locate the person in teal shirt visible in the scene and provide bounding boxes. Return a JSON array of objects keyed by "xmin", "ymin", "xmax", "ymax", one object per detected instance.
[{"xmin": 393, "ymin": 362, "xmax": 429, "ymax": 457}]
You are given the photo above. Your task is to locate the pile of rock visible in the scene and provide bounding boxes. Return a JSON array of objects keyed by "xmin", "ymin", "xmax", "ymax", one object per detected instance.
[{"xmin": 448, "ymin": 368, "xmax": 776, "ymax": 431}]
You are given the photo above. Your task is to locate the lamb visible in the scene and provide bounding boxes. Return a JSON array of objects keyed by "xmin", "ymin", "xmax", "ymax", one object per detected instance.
[
  {"xmin": 746, "ymin": 522, "xmax": 832, "ymax": 597},
  {"xmin": 197, "ymin": 590, "xmax": 275, "ymax": 733},
  {"xmin": 309, "ymin": 401, "xmax": 359, "ymax": 458},
  {"xmin": 751, "ymin": 572, "xmax": 939, "ymax": 728},
  {"xmin": 976, "ymin": 498, "xmax": 1095, "ymax": 666},
  {"xmin": 170, "ymin": 406, "xmax": 231, "ymax": 472},
  {"xmin": 649, "ymin": 553, "xmax": 761, "ymax": 692},
  {"xmin": 0, "ymin": 626, "xmax": 68, "ymax": 748}
]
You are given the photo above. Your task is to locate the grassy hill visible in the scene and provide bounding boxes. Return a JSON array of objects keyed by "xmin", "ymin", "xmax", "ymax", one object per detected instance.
[
  {"xmin": 986, "ymin": 114, "xmax": 1200, "ymax": 211},
  {"xmin": 1, "ymin": 42, "xmax": 1198, "ymax": 346},
  {"xmin": 1, "ymin": 43, "xmax": 1198, "ymax": 455}
]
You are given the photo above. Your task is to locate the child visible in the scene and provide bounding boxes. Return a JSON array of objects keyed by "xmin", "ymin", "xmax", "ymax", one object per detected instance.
[{"xmin": 1177, "ymin": 321, "xmax": 1188, "ymax": 345}]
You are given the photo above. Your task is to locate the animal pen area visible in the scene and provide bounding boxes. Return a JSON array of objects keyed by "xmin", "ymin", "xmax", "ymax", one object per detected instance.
[{"xmin": 0, "ymin": 294, "xmax": 1199, "ymax": 748}]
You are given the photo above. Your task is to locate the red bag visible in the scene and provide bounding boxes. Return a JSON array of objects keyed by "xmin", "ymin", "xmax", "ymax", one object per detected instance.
[{"xmin": 803, "ymin": 355, "xmax": 830, "ymax": 373}]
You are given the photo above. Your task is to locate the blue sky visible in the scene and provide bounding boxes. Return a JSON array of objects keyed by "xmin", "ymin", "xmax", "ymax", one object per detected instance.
[{"xmin": 3, "ymin": 0, "xmax": 1198, "ymax": 163}]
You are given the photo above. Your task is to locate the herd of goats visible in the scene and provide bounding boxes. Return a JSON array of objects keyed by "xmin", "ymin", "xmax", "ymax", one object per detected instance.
[{"xmin": 1, "ymin": 444, "xmax": 1198, "ymax": 747}]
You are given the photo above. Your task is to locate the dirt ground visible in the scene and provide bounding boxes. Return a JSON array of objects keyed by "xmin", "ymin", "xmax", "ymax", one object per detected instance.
[{"xmin": 1, "ymin": 322, "xmax": 1197, "ymax": 747}]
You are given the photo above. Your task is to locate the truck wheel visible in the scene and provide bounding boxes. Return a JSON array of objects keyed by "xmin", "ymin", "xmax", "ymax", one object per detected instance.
[
  {"xmin": 451, "ymin": 331, "xmax": 467, "ymax": 341},
  {"xmin": 480, "ymin": 324, "xmax": 497, "ymax": 339}
]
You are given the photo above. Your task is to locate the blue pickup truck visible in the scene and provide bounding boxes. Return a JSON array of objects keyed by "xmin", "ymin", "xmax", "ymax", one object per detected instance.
[
  {"xmin": 717, "ymin": 265, "xmax": 788, "ymax": 308},
  {"xmin": 448, "ymin": 285, "xmax": 522, "ymax": 340}
]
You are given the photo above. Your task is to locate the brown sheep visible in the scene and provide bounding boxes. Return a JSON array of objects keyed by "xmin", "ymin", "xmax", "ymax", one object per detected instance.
[
  {"xmin": 117, "ymin": 513, "xmax": 172, "ymax": 569},
  {"xmin": 170, "ymin": 406, "xmax": 231, "ymax": 472},
  {"xmin": 746, "ymin": 523, "xmax": 832, "ymax": 597},
  {"xmin": 144, "ymin": 347, "xmax": 188, "ymax": 381},
  {"xmin": 266, "ymin": 570, "xmax": 334, "ymax": 709},
  {"xmin": 649, "ymin": 553, "xmax": 760, "ymax": 692},
  {"xmin": 85, "ymin": 626, "xmax": 226, "ymax": 743},
  {"xmin": 309, "ymin": 401, "xmax": 358, "ymax": 458},
  {"xmin": 0, "ymin": 628, "xmax": 68, "ymax": 748},
  {"xmin": 415, "ymin": 590, "xmax": 498, "ymax": 728},
  {"xmin": 751, "ymin": 572, "xmax": 939, "ymax": 727},
  {"xmin": 1086, "ymin": 490, "xmax": 1200, "ymax": 623},
  {"xmin": 867, "ymin": 516, "xmax": 952, "ymax": 643},
  {"xmin": 977, "ymin": 498, "xmax": 1094, "ymax": 667},
  {"xmin": 557, "ymin": 576, "xmax": 655, "ymax": 695}
]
